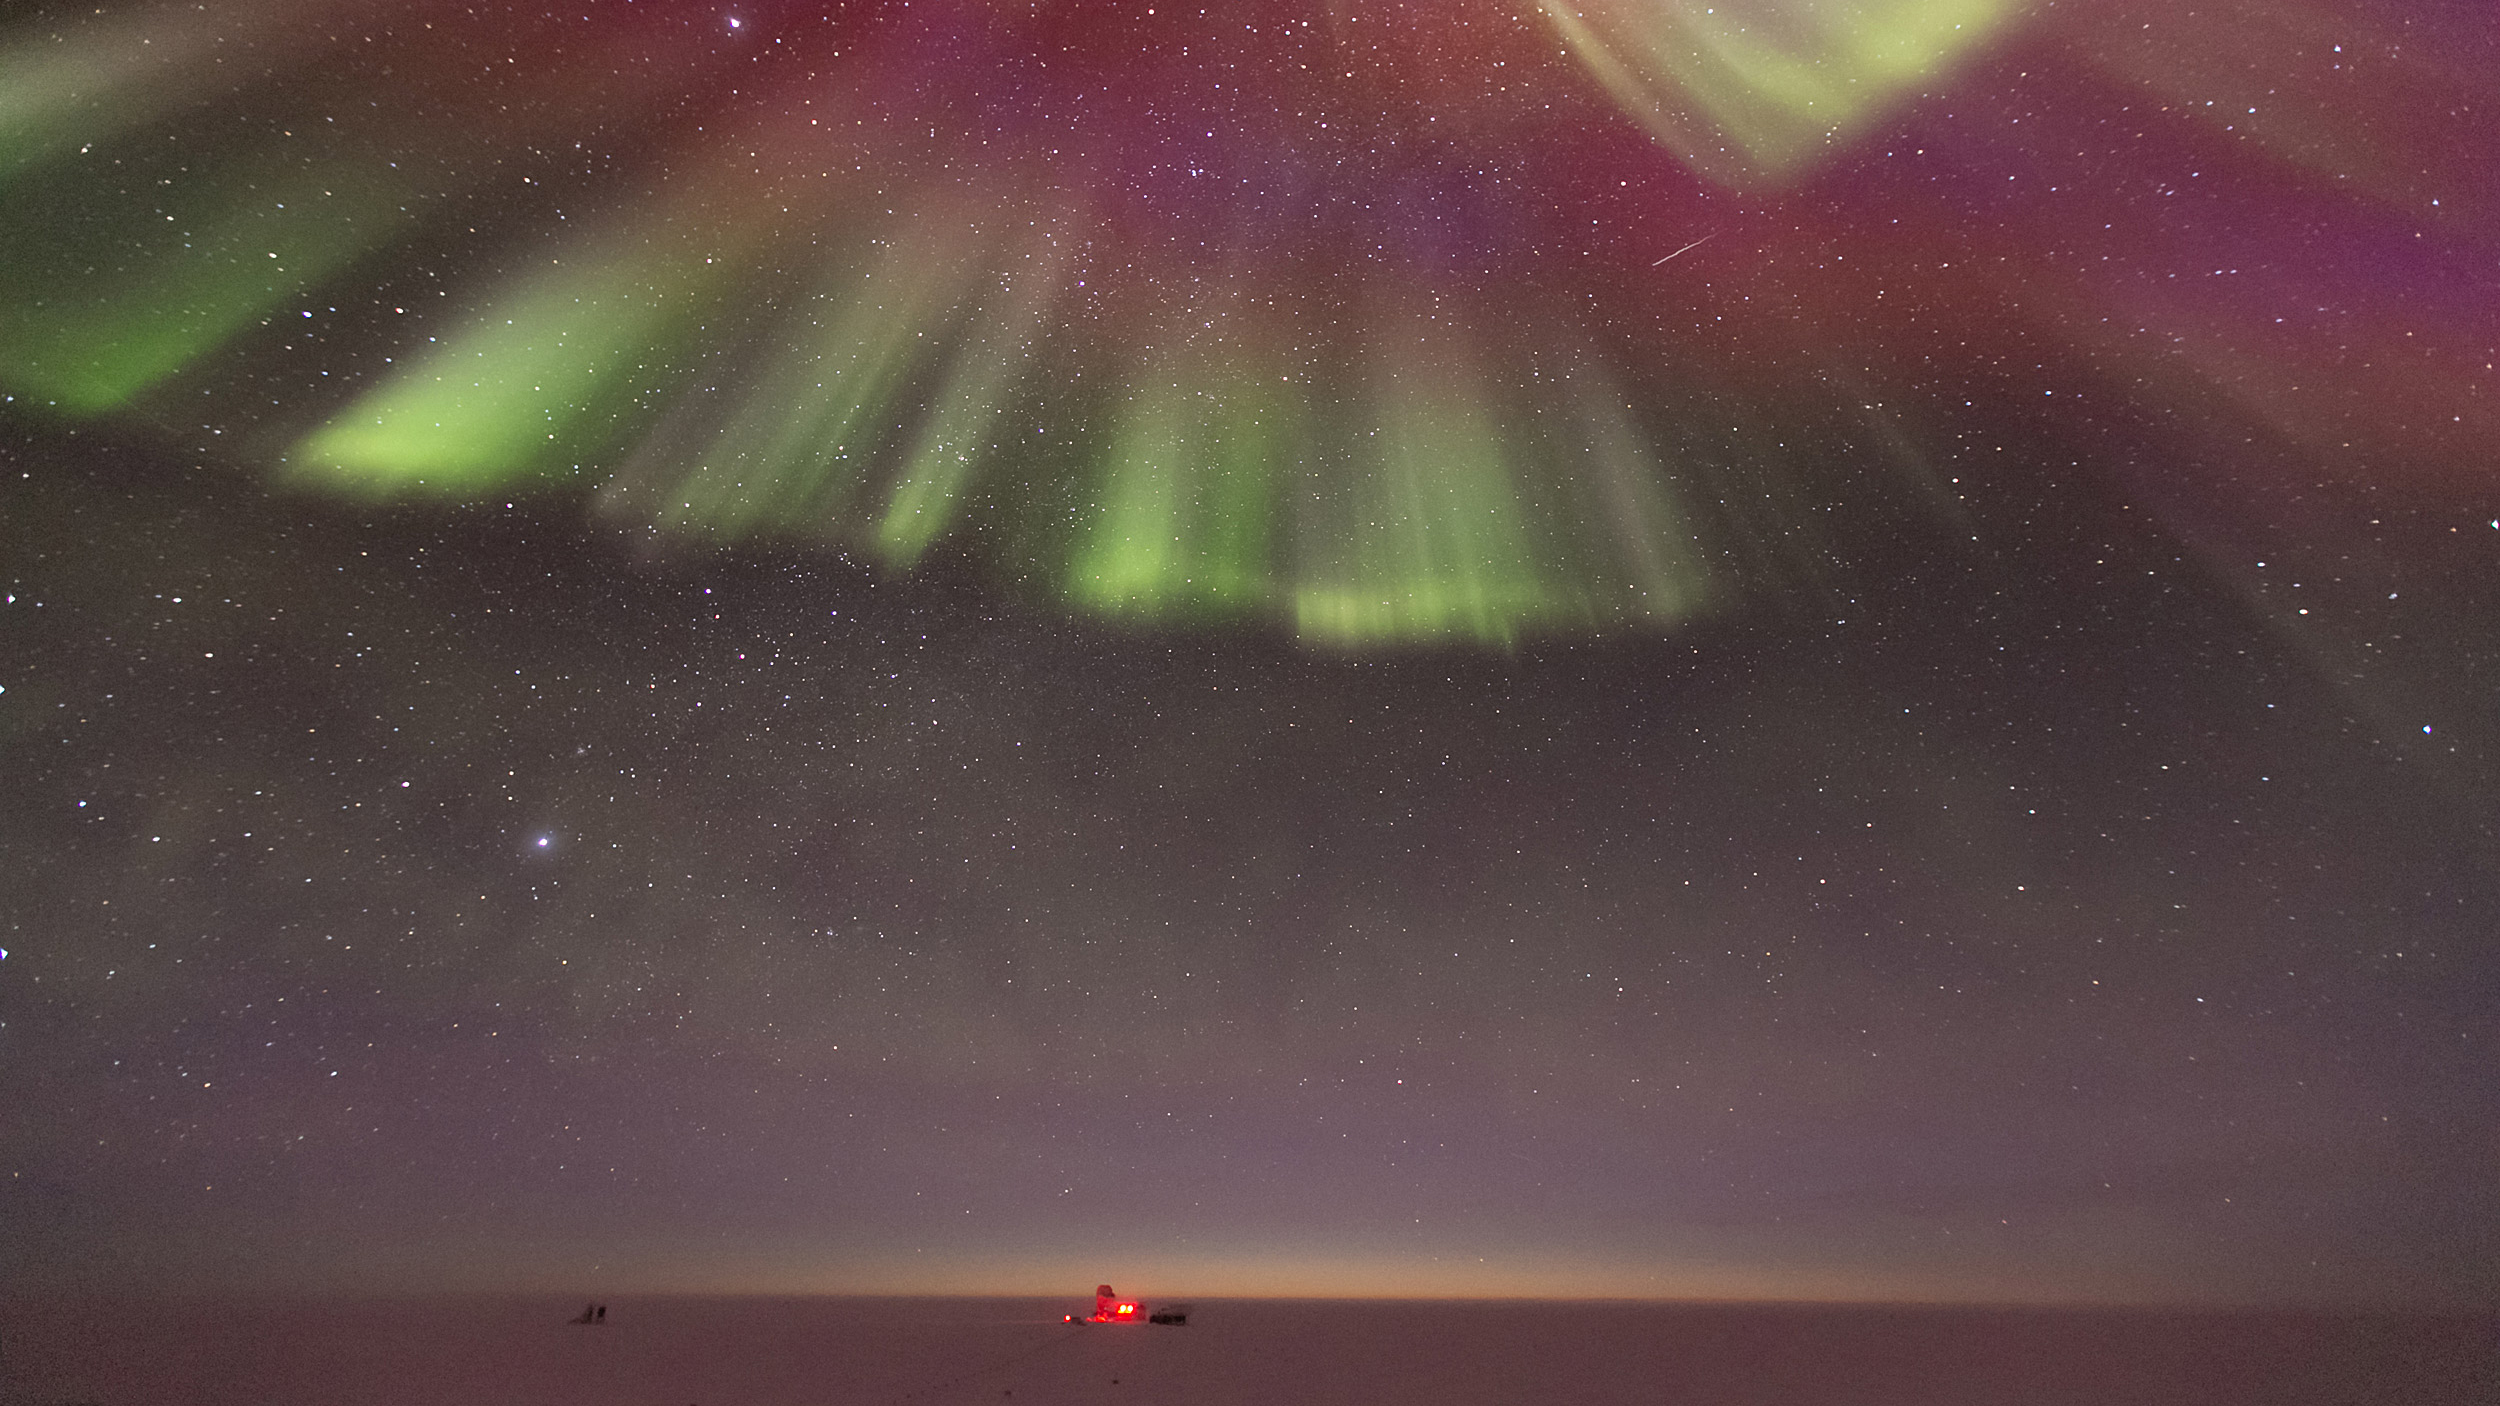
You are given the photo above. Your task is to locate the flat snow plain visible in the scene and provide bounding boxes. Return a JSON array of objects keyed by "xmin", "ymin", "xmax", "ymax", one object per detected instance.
[{"xmin": 4, "ymin": 1296, "xmax": 2492, "ymax": 1405}]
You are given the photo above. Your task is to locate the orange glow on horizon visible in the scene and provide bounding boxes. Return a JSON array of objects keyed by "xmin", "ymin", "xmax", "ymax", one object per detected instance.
[{"xmin": 503, "ymin": 1231, "xmax": 2315, "ymax": 1309}]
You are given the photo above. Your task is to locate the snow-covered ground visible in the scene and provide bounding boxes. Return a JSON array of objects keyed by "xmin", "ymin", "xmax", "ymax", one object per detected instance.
[{"xmin": 3, "ymin": 1295, "xmax": 2490, "ymax": 1405}]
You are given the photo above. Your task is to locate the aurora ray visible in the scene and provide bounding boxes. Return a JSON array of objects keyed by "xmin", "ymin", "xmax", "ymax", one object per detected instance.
[{"xmin": 1539, "ymin": 0, "xmax": 2021, "ymax": 188}]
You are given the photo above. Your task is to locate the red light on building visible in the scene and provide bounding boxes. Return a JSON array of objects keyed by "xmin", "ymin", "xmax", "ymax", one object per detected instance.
[{"xmin": 1079, "ymin": 1285, "xmax": 1145, "ymax": 1322}]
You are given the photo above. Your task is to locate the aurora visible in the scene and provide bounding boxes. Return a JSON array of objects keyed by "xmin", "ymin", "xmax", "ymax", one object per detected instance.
[{"xmin": 0, "ymin": 0, "xmax": 2487, "ymax": 642}]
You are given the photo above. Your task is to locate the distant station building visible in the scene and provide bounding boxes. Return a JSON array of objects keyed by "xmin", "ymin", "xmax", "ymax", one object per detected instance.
[{"xmin": 1066, "ymin": 1285, "xmax": 1184, "ymax": 1325}]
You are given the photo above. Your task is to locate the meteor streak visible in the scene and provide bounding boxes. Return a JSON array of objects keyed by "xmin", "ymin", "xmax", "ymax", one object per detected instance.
[{"xmin": 1651, "ymin": 235, "xmax": 1715, "ymax": 266}]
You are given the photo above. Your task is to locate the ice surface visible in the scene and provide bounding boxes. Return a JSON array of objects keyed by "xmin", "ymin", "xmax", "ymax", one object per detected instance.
[{"xmin": 3, "ymin": 1296, "xmax": 2491, "ymax": 1405}]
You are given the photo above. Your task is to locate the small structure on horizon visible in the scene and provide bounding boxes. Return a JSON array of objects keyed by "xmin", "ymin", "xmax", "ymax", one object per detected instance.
[
  {"xmin": 1065, "ymin": 1285, "xmax": 1185, "ymax": 1325},
  {"xmin": 1083, "ymin": 1285, "xmax": 1140, "ymax": 1323}
]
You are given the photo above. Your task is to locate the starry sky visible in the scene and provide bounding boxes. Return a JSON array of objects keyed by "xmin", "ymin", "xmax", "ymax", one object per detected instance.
[{"xmin": 2, "ymin": 0, "xmax": 2495, "ymax": 1307}]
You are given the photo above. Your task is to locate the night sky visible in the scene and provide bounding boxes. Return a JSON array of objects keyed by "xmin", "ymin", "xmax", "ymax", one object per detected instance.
[{"xmin": 3, "ymin": 0, "xmax": 2495, "ymax": 1308}]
